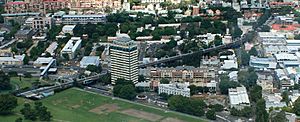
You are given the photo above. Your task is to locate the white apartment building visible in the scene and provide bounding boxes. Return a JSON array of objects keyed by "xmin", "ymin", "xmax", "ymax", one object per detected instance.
[
  {"xmin": 158, "ymin": 82, "xmax": 190, "ymax": 97},
  {"xmin": 0, "ymin": 54, "xmax": 25, "ymax": 65},
  {"xmin": 62, "ymin": 14, "xmax": 106, "ymax": 25},
  {"xmin": 229, "ymin": 86, "xmax": 250, "ymax": 109},
  {"xmin": 60, "ymin": 37, "xmax": 82, "ymax": 59},
  {"xmin": 110, "ymin": 35, "xmax": 138, "ymax": 84}
]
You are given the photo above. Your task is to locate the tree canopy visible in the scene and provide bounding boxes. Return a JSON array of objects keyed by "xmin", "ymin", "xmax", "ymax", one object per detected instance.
[
  {"xmin": 0, "ymin": 71, "xmax": 12, "ymax": 91},
  {"xmin": 0, "ymin": 94, "xmax": 17, "ymax": 115}
]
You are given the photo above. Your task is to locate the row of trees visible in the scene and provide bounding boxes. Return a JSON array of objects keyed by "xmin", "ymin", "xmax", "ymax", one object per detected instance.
[
  {"xmin": 20, "ymin": 102, "xmax": 52, "ymax": 121},
  {"xmin": 168, "ymin": 95, "xmax": 206, "ymax": 117}
]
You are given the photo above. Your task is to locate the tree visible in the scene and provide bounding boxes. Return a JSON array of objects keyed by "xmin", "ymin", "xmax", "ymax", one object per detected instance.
[
  {"xmin": 281, "ymin": 91, "xmax": 289, "ymax": 105},
  {"xmin": 219, "ymin": 75, "xmax": 240, "ymax": 94},
  {"xmin": 206, "ymin": 109, "xmax": 216, "ymax": 120},
  {"xmin": 24, "ymin": 72, "xmax": 32, "ymax": 78},
  {"xmin": 160, "ymin": 78, "xmax": 170, "ymax": 84},
  {"xmin": 260, "ymin": 25, "xmax": 270, "ymax": 32},
  {"xmin": 293, "ymin": 97, "xmax": 300, "ymax": 115},
  {"xmin": 295, "ymin": 34, "xmax": 300, "ymax": 40},
  {"xmin": 23, "ymin": 55, "xmax": 29, "ymax": 65},
  {"xmin": 138, "ymin": 75, "xmax": 146, "ymax": 82},
  {"xmin": 21, "ymin": 102, "xmax": 52, "ymax": 121},
  {"xmin": 238, "ymin": 69, "xmax": 258, "ymax": 89},
  {"xmin": 0, "ymin": 94, "xmax": 17, "ymax": 115},
  {"xmin": 255, "ymin": 99, "xmax": 269, "ymax": 122},
  {"xmin": 119, "ymin": 85, "xmax": 137, "ymax": 100},
  {"xmin": 15, "ymin": 117, "xmax": 23, "ymax": 122},
  {"xmin": 86, "ymin": 65, "xmax": 102, "ymax": 73},
  {"xmin": 168, "ymin": 95, "xmax": 206, "ymax": 117},
  {"xmin": 98, "ymin": 73, "xmax": 111, "ymax": 85},
  {"xmin": 270, "ymin": 111, "xmax": 287, "ymax": 122},
  {"xmin": 241, "ymin": 50, "xmax": 250, "ymax": 66},
  {"xmin": 20, "ymin": 103, "xmax": 37, "ymax": 121},
  {"xmin": 249, "ymin": 47, "xmax": 258, "ymax": 56},
  {"xmin": 213, "ymin": 35, "xmax": 223, "ymax": 46},
  {"xmin": 62, "ymin": 53, "xmax": 69, "ymax": 60},
  {"xmin": 209, "ymin": 104, "xmax": 224, "ymax": 112},
  {"xmin": 250, "ymin": 85, "xmax": 262, "ymax": 102},
  {"xmin": 113, "ymin": 78, "xmax": 136, "ymax": 100},
  {"xmin": 0, "ymin": 71, "xmax": 11, "ymax": 91}
]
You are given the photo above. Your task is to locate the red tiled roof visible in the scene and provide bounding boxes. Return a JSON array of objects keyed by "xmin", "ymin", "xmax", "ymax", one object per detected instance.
[
  {"xmin": 6, "ymin": 1, "xmax": 26, "ymax": 5},
  {"xmin": 272, "ymin": 24, "xmax": 300, "ymax": 31}
]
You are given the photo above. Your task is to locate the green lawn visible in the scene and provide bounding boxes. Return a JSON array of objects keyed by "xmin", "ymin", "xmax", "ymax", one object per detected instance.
[
  {"xmin": 10, "ymin": 77, "xmax": 40, "ymax": 89},
  {"xmin": 0, "ymin": 77, "xmax": 39, "ymax": 94},
  {"xmin": 0, "ymin": 88, "xmax": 206, "ymax": 122}
]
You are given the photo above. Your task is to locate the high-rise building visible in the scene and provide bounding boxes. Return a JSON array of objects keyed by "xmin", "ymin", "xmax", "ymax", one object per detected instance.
[{"xmin": 110, "ymin": 35, "xmax": 138, "ymax": 84}]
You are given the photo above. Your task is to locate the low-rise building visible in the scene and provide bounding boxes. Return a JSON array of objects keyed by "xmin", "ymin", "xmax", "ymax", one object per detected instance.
[
  {"xmin": 257, "ymin": 73, "xmax": 274, "ymax": 92},
  {"xmin": 220, "ymin": 60, "xmax": 238, "ymax": 70},
  {"xmin": 228, "ymin": 86, "xmax": 250, "ymax": 109},
  {"xmin": 62, "ymin": 25, "xmax": 76, "ymax": 35},
  {"xmin": 15, "ymin": 29, "xmax": 36, "ymax": 40},
  {"xmin": 263, "ymin": 45, "xmax": 289, "ymax": 56},
  {"xmin": 45, "ymin": 42, "xmax": 58, "ymax": 56},
  {"xmin": 249, "ymin": 56, "xmax": 277, "ymax": 69},
  {"xmin": 158, "ymin": 82, "xmax": 190, "ymax": 97},
  {"xmin": 274, "ymin": 53, "xmax": 298, "ymax": 63},
  {"xmin": 60, "ymin": 37, "xmax": 82, "ymax": 59},
  {"xmin": 0, "ymin": 54, "xmax": 25, "ymax": 65},
  {"xmin": 257, "ymin": 32, "xmax": 287, "ymax": 46},
  {"xmin": 264, "ymin": 93, "xmax": 287, "ymax": 111},
  {"xmin": 32, "ymin": 17, "xmax": 53, "ymax": 30},
  {"xmin": 80, "ymin": 56, "xmax": 100, "ymax": 68},
  {"xmin": 150, "ymin": 66, "xmax": 216, "ymax": 87},
  {"xmin": 61, "ymin": 14, "xmax": 106, "ymax": 25}
]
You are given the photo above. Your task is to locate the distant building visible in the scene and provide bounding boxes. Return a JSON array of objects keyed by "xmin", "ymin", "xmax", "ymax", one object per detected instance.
[
  {"xmin": 192, "ymin": 6, "xmax": 199, "ymax": 16},
  {"xmin": 32, "ymin": 17, "xmax": 53, "ymax": 30},
  {"xmin": 263, "ymin": 45, "xmax": 289, "ymax": 56},
  {"xmin": 110, "ymin": 34, "xmax": 138, "ymax": 84},
  {"xmin": 15, "ymin": 29, "xmax": 36, "ymax": 40},
  {"xmin": 62, "ymin": 25, "xmax": 76, "ymax": 35},
  {"xmin": 141, "ymin": 0, "xmax": 164, "ymax": 3},
  {"xmin": 0, "ymin": 54, "xmax": 25, "ymax": 65},
  {"xmin": 150, "ymin": 66, "xmax": 216, "ymax": 87},
  {"xmin": 249, "ymin": 56, "xmax": 277, "ymax": 69},
  {"xmin": 60, "ymin": 37, "xmax": 82, "ymax": 59},
  {"xmin": 220, "ymin": 60, "xmax": 238, "ymax": 69},
  {"xmin": 264, "ymin": 93, "xmax": 286, "ymax": 111},
  {"xmin": 158, "ymin": 82, "xmax": 190, "ymax": 97},
  {"xmin": 274, "ymin": 53, "xmax": 298, "ymax": 63},
  {"xmin": 45, "ymin": 42, "xmax": 58, "ymax": 56},
  {"xmin": 257, "ymin": 32, "xmax": 286, "ymax": 46},
  {"xmin": 228, "ymin": 86, "xmax": 250, "ymax": 109},
  {"xmin": 80, "ymin": 56, "xmax": 100, "ymax": 68},
  {"xmin": 61, "ymin": 15, "xmax": 106, "ymax": 24},
  {"xmin": 257, "ymin": 73, "xmax": 274, "ymax": 92}
]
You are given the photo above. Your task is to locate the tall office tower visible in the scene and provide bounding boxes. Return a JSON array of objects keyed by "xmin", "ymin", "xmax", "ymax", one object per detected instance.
[{"xmin": 110, "ymin": 34, "xmax": 138, "ymax": 84}]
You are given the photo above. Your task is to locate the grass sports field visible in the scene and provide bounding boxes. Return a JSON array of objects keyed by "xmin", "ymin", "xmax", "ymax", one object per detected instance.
[{"xmin": 0, "ymin": 88, "xmax": 206, "ymax": 122}]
